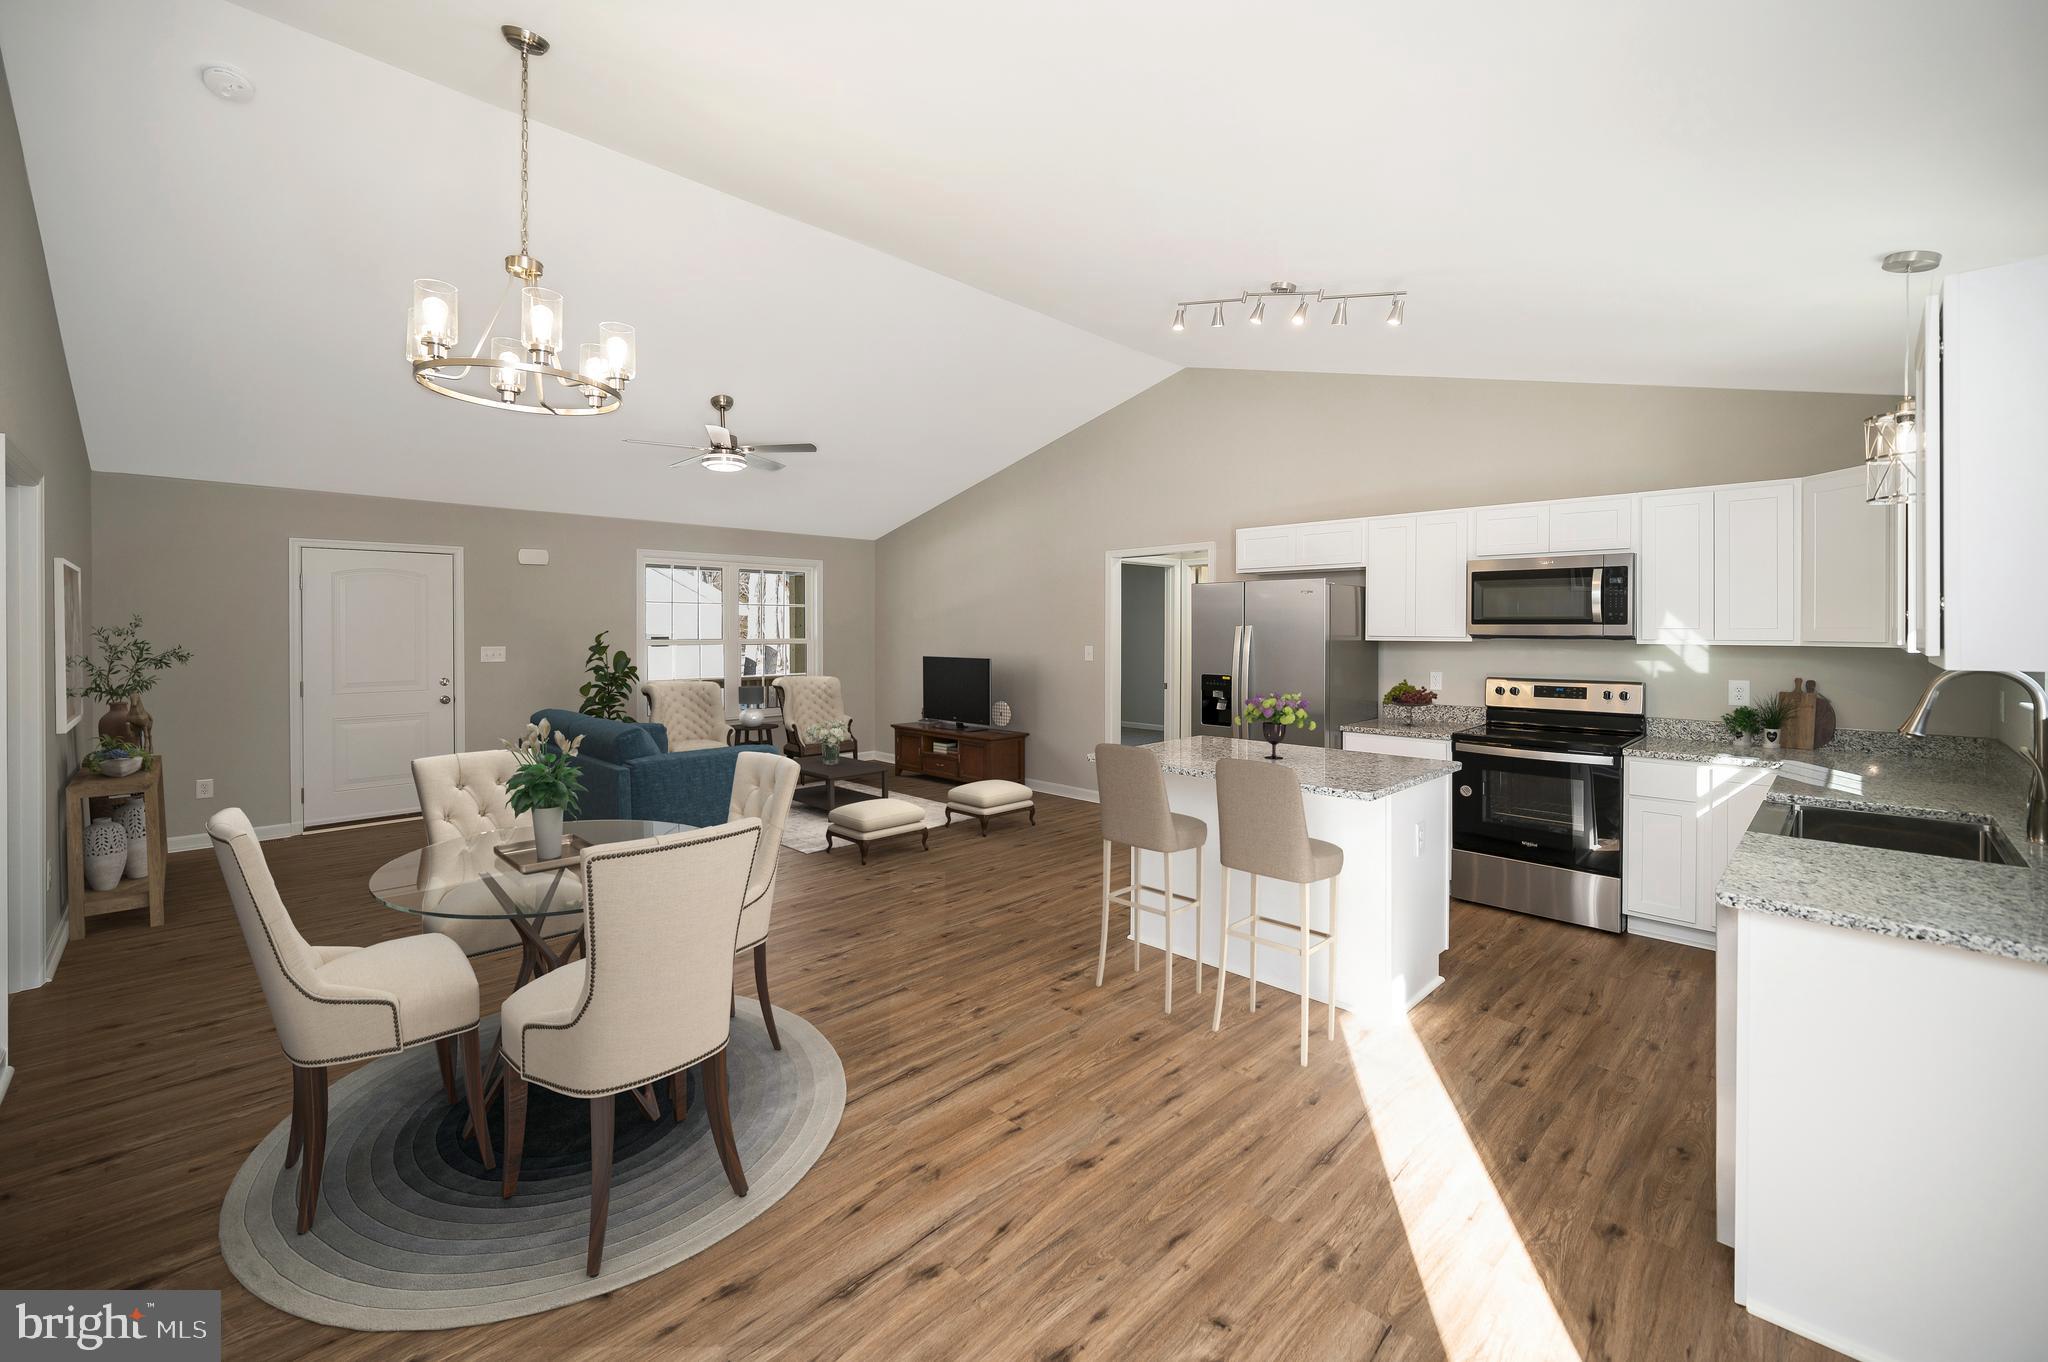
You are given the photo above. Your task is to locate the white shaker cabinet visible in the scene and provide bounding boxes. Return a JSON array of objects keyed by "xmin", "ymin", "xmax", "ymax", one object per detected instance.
[
  {"xmin": 1546, "ymin": 495, "xmax": 1636, "ymax": 553},
  {"xmin": 1471, "ymin": 503, "xmax": 1549, "ymax": 557},
  {"xmin": 1801, "ymin": 466, "xmax": 1900, "ymax": 645},
  {"xmin": 1235, "ymin": 519, "xmax": 1368, "ymax": 574},
  {"xmin": 1364, "ymin": 512, "xmax": 1469, "ymax": 640},
  {"xmin": 1636, "ymin": 490, "xmax": 1714, "ymax": 643},
  {"xmin": 1712, "ymin": 481, "xmax": 1799, "ymax": 643},
  {"xmin": 1622, "ymin": 757, "xmax": 1775, "ymax": 941}
]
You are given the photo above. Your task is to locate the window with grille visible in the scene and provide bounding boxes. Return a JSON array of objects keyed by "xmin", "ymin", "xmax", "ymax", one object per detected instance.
[{"xmin": 639, "ymin": 553, "xmax": 820, "ymax": 713}]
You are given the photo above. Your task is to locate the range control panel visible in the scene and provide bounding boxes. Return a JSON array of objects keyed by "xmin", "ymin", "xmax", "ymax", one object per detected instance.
[{"xmin": 1483, "ymin": 677, "xmax": 1645, "ymax": 715}]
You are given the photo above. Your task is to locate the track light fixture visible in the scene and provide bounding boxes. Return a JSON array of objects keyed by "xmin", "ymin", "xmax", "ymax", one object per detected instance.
[{"xmin": 1169, "ymin": 281, "xmax": 1406, "ymax": 333}]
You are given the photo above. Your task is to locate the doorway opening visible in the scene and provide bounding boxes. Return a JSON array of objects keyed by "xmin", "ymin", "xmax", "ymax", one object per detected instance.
[
  {"xmin": 1105, "ymin": 544, "xmax": 1212, "ymax": 748},
  {"xmin": 4, "ymin": 447, "xmax": 50, "ymax": 1028}
]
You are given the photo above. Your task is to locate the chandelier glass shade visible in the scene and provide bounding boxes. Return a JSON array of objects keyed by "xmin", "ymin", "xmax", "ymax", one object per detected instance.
[
  {"xmin": 1862, "ymin": 249, "xmax": 1940, "ymax": 506},
  {"xmin": 405, "ymin": 26, "xmax": 635, "ymax": 416}
]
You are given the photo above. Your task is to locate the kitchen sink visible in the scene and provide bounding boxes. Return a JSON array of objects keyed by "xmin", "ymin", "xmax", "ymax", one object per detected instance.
[{"xmin": 1748, "ymin": 803, "xmax": 2029, "ymax": 866}]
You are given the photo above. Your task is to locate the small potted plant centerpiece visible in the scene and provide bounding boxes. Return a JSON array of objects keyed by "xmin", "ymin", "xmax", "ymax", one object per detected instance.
[
  {"xmin": 69, "ymin": 613, "xmax": 192, "ymax": 751},
  {"xmin": 1721, "ymin": 705, "xmax": 1762, "ymax": 749},
  {"xmin": 1239, "ymin": 691, "xmax": 1318, "ymax": 760},
  {"xmin": 84, "ymin": 734, "xmax": 147, "ymax": 778},
  {"xmin": 1381, "ymin": 679, "xmax": 1440, "ymax": 726},
  {"xmin": 504, "ymin": 717, "xmax": 586, "ymax": 860},
  {"xmin": 806, "ymin": 721, "xmax": 851, "ymax": 764},
  {"xmin": 1753, "ymin": 696, "xmax": 1786, "ymax": 751}
]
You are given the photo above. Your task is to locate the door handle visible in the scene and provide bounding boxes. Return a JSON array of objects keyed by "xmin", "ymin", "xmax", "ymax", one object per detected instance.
[
  {"xmin": 439, "ymin": 695, "xmax": 453, "ymax": 705},
  {"xmin": 1229, "ymin": 625, "xmax": 1244, "ymax": 737}
]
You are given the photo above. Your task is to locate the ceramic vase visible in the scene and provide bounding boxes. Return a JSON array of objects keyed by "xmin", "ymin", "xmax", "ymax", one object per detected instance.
[
  {"xmin": 532, "ymin": 806, "xmax": 565, "ymax": 861},
  {"xmin": 84, "ymin": 816, "xmax": 128, "ymax": 891},
  {"xmin": 117, "ymin": 797, "xmax": 148, "ymax": 879},
  {"xmin": 1261, "ymin": 721, "xmax": 1286, "ymax": 760}
]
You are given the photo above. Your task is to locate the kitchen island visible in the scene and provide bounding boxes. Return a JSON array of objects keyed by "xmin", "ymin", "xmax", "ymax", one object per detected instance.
[{"xmin": 1122, "ymin": 737, "xmax": 1458, "ymax": 1028}]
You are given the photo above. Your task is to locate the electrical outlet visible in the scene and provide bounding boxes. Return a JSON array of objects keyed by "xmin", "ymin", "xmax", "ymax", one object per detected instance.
[
  {"xmin": 480, "ymin": 645, "xmax": 507, "ymax": 663},
  {"xmin": 1728, "ymin": 680, "xmax": 1751, "ymax": 706},
  {"xmin": 195, "ymin": 778, "xmax": 215, "ymax": 799},
  {"xmin": 1083, "ymin": 644, "xmax": 1094, "ymax": 662},
  {"xmin": 1413, "ymin": 823, "xmax": 1424, "ymax": 857},
  {"xmin": 1428, "ymin": 671, "xmax": 1443, "ymax": 695}
]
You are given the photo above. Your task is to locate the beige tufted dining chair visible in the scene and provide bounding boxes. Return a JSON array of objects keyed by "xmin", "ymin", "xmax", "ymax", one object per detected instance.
[
  {"xmin": 208, "ymin": 807, "xmax": 493, "ymax": 1234},
  {"xmin": 496, "ymin": 819, "xmax": 764, "ymax": 1277},
  {"xmin": 641, "ymin": 679, "xmax": 729, "ymax": 752},
  {"xmin": 1093, "ymin": 744, "xmax": 1207, "ymax": 1014},
  {"xmin": 411, "ymin": 752, "xmax": 585, "ymax": 970},
  {"xmin": 1210, "ymin": 758, "xmax": 1343, "ymax": 1065},
  {"xmin": 728, "ymin": 752, "xmax": 799, "ymax": 1049}
]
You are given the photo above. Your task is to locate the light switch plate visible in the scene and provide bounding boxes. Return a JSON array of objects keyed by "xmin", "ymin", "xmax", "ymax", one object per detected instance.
[
  {"xmin": 480, "ymin": 645, "xmax": 507, "ymax": 663},
  {"xmin": 1728, "ymin": 679, "xmax": 1751, "ymax": 706},
  {"xmin": 1084, "ymin": 644, "xmax": 1094, "ymax": 662}
]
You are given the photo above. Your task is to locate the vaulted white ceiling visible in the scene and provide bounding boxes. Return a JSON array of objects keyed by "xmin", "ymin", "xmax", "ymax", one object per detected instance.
[
  {"xmin": 7, "ymin": 2, "xmax": 2046, "ymax": 538},
  {"xmin": 0, "ymin": 1, "xmax": 1174, "ymax": 538}
]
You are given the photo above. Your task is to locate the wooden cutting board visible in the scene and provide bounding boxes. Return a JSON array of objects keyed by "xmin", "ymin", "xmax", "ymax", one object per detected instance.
[{"xmin": 1777, "ymin": 678, "xmax": 1836, "ymax": 750}]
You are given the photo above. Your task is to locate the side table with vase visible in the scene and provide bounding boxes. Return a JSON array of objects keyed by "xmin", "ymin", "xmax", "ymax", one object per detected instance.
[{"xmin": 64, "ymin": 759, "xmax": 167, "ymax": 939}]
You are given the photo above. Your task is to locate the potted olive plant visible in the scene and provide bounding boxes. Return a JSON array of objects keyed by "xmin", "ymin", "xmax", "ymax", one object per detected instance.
[
  {"xmin": 1239, "ymin": 691, "xmax": 1318, "ymax": 760},
  {"xmin": 69, "ymin": 614, "xmax": 192, "ymax": 750},
  {"xmin": 505, "ymin": 718, "xmax": 586, "ymax": 859}
]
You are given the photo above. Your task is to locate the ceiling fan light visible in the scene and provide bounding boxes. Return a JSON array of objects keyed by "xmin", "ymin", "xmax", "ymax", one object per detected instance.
[
  {"xmin": 1171, "ymin": 305, "xmax": 1186, "ymax": 332},
  {"xmin": 702, "ymin": 451, "xmax": 748, "ymax": 473},
  {"xmin": 1386, "ymin": 297, "xmax": 1405, "ymax": 327}
]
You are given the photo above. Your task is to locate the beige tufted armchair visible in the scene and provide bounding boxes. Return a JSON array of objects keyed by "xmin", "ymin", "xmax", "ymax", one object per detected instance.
[
  {"xmin": 411, "ymin": 752, "xmax": 585, "ymax": 963},
  {"xmin": 497, "ymin": 820, "xmax": 764, "ymax": 1277},
  {"xmin": 728, "ymin": 752, "xmax": 799, "ymax": 1049},
  {"xmin": 641, "ymin": 679, "xmax": 728, "ymax": 752},
  {"xmin": 208, "ymin": 807, "xmax": 493, "ymax": 1234},
  {"xmin": 774, "ymin": 675, "xmax": 855, "ymax": 759}
]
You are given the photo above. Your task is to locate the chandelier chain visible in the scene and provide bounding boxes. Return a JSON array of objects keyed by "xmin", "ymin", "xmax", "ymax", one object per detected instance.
[{"xmin": 518, "ymin": 47, "xmax": 530, "ymax": 258}]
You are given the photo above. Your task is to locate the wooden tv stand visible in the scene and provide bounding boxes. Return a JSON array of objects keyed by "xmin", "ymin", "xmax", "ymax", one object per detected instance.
[{"xmin": 892, "ymin": 722, "xmax": 1028, "ymax": 784}]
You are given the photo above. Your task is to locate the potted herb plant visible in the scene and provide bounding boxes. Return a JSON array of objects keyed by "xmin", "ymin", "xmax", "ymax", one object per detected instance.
[
  {"xmin": 505, "ymin": 717, "xmax": 586, "ymax": 859},
  {"xmin": 1721, "ymin": 705, "xmax": 1762, "ymax": 749},
  {"xmin": 1239, "ymin": 691, "xmax": 1318, "ymax": 760},
  {"xmin": 84, "ymin": 734, "xmax": 147, "ymax": 778},
  {"xmin": 1752, "ymin": 696, "xmax": 1786, "ymax": 751},
  {"xmin": 806, "ymin": 721, "xmax": 851, "ymax": 764},
  {"xmin": 1381, "ymin": 679, "xmax": 1440, "ymax": 726},
  {"xmin": 576, "ymin": 631, "xmax": 640, "ymax": 722},
  {"xmin": 69, "ymin": 614, "xmax": 192, "ymax": 750}
]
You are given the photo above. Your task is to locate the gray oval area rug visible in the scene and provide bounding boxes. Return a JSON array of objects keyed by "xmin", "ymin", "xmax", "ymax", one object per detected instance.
[{"xmin": 220, "ymin": 999, "xmax": 844, "ymax": 1330}]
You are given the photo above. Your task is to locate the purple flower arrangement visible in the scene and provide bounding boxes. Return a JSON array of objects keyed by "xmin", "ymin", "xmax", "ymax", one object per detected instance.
[{"xmin": 1238, "ymin": 691, "xmax": 1317, "ymax": 759}]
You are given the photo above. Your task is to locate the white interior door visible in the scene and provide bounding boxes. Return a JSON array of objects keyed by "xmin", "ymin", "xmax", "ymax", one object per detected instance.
[{"xmin": 301, "ymin": 547, "xmax": 456, "ymax": 826}]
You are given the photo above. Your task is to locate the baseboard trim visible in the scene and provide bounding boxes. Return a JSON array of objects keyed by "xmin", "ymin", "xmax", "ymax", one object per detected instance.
[
  {"xmin": 166, "ymin": 820, "xmax": 297, "ymax": 854},
  {"xmin": 0, "ymin": 1061, "xmax": 14, "ymax": 1111},
  {"xmin": 857, "ymin": 749, "xmax": 891, "ymax": 764},
  {"xmin": 42, "ymin": 916, "xmax": 67, "ymax": 983},
  {"xmin": 1624, "ymin": 915, "xmax": 1716, "ymax": 951},
  {"xmin": 1740, "ymin": 1298, "xmax": 1905, "ymax": 1362},
  {"xmin": 1028, "ymin": 778, "xmax": 1098, "ymax": 804}
]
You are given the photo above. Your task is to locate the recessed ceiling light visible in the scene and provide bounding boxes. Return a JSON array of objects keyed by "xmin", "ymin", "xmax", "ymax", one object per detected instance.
[{"xmin": 199, "ymin": 65, "xmax": 255, "ymax": 103}]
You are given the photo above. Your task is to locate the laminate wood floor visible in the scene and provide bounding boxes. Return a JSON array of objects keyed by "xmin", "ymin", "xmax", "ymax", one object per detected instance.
[{"xmin": 0, "ymin": 780, "xmax": 1843, "ymax": 1361}]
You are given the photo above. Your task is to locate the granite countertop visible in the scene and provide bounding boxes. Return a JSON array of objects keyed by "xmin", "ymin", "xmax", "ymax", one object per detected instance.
[
  {"xmin": 1694, "ymin": 736, "xmax": 2048, "ymax": 964},
  {"xmin": 1134, "ymin": 737, "xmax": 1458, "ymax": 802},
  {"xmin": 1340, "ymin": 704, "xmax": 1483, "ymax": 740}
]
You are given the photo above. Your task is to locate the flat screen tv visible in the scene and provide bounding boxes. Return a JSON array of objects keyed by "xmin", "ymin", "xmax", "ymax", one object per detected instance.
[{"xmin": 922, "ymin": 656, "xmax": 991, "ymax": 727}]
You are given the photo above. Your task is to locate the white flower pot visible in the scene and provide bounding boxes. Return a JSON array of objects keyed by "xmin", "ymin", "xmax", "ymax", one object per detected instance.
[
  {"xmin": 532, "ymin": 806, "xmax": 565, "ymax": 860},
  {"xmin": 117, "ymin": 797, "xmax": 149, "ymax": 879},
  {"xmin": 84, "ymin": 816, "xmax": 128, "ymax": 891},
  {"xmin": 1763, "ymin": 729, "xmax": 1782, "ymax": 751}
]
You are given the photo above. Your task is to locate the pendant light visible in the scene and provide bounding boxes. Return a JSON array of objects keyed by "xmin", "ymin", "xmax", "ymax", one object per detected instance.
[
  {"xmin": 1863, "ymin": 250, "xmax": 1940, "ymax": 505},
  {"xmin": 405, "ymin": 25, "xmax": 637, "ymax": 415}
]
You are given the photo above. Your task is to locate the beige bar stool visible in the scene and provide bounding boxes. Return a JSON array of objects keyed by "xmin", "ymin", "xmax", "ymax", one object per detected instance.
[
  {"xmin": 1093, "ymin": 744, "xmax": 1207, "ymax": 1013},
  {"xmin": 1210, "ymin": 757, "xmax": 1342, "ymax": 1064}
]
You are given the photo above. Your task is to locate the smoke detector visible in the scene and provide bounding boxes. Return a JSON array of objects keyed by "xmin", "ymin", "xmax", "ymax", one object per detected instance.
[{"xmin": 199, "ymin": 65, "xmax": 255, "ymax": 103}]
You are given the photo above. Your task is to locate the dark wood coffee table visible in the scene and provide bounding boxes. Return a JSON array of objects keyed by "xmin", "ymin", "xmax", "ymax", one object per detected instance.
[{"xmin": 792, "ymin": 754, "xmax": 892, "ymax": 811}]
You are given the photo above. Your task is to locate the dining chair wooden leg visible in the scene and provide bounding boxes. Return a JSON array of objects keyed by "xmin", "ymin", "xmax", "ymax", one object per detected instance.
[
  {"xmin": 669, "ymin": 1067, "xmax": 689, "ymax": 1124},
  {"xmin": 435, "ymin": 1037, "xmax": 457, "ymax": 1104},
  {"xmin": 703, "ymin": 1051, "xmax": 749, "ymax": 1197},
  {"xmin": 1095, "ymin": 840, "xmax": 1112, "ymax": 987},
  {"xmin": 1298, "ymin": 882, "xmax": 1312, "ymax": 1067},
  {"xmin": 630, "ymin": 1085, "xmax": 660, "ymax": 1122},
  {"xmin": 295, "ymin": 1064, "xmax": 328, "ymax": 1234},
  {"xmin": 587, "ymin": 1095, "xmax": 615, "ymax": 1278},
  {"xmin": 285, "ymin": 1063, "xmax": 303, "ymax": 1170},
  {"xmin": 500, "ymin": 1070, "xmax": 527, "ymax": 1200},
  {"xmin": 753, "ymin": 942, "xmax": 782, "ymax": 1051},
  {"xmin": 460, "ymin": 1029, "xmax": 495, "ymax": 1170}
]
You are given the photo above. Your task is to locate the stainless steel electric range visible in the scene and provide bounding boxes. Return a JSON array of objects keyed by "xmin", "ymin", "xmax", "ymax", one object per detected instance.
[{"xmin": 1450, "ymin": 677, "xmax": 1646, "ymax": 933}]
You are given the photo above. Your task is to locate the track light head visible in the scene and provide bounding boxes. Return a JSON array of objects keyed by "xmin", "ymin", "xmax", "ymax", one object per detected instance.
[
  {"xmin": 1248, "ymin": 298, "xmax": 1266, "ymax": 325},
  {"xmin": 1386, "ymin": 297, "xmax": 1405, "ymax": 327},
  {"xmin": 1291, "ymin": 298, "xmax": 1310, "ymax": 326},
  {"xmin": 1209, "ymin": 304, "xmax": 1225, "ymax": 328},
  {"xmin": 1171, "ymin": 305, "xmax": 1186, "ymax": 332},
  {"xmin": 1330, "ymin": 298, "xmax": 1349, "ymax": 326}
]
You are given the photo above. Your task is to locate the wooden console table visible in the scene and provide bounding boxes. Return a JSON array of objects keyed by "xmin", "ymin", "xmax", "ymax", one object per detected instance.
[
  {"xmin": 892, "ymin": 722, "xmax": 1028, "ymax": 784},
  {"xmin": 63, "ymin": 760, "xmax": 167, "ymax": 940}
]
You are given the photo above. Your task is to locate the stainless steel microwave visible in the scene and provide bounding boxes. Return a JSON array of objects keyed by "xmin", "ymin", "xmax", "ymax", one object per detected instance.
[{"xmin": 1466, "ymin": 553, "xmax": 1635, "ymax": 638}]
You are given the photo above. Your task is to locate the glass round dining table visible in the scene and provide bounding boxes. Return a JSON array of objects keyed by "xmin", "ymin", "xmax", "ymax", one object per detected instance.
[{"xmin": 369, "ymin": 819, "xmax": 687, "ymax": 983}]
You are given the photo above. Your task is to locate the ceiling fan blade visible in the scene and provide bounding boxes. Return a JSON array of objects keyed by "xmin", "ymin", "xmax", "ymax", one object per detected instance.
[
  {"xmin": 738, "ymin": 442, "xmax": 819, "ymax": 455},
  {"xmin": 746, "ymin": 454, "xmax": 787, "ymax": 472},
  {"xmin": 624, "ymin": 437, "xmax": 712, "ymax": 452},
  {"xmin": 705, "ymin": 423, "xmax": 737, "ymax": 450}
]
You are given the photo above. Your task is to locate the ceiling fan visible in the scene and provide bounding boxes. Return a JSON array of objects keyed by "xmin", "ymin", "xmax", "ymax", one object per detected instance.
[{"xmin": 622, "ymin": 394, "xmax": 820, "ymax": 473}]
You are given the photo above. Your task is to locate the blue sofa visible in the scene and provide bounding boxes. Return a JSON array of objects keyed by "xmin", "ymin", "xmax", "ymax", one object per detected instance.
[{"xmin": 530, "ymin": 709, "xmax": 773, "ymax": 830}]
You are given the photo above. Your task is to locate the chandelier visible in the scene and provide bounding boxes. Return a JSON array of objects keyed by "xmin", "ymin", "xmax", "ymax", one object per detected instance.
[
  {"xmin": 1862, "ymin": 249, "xmax": 1940, "ymax": 505},
  {"xmin": 406, "ymin": 26, "xmax": 636, "ymax": 415},
  {"xmin": 1170, "ymin": 281, "xmax": 1407, "ymax": 331}
]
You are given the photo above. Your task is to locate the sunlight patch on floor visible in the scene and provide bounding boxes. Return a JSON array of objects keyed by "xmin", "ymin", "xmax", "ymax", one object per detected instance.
[{"xmin": 1345, "ymin": 1018, "xmax": 1583, "ymax": 1362}]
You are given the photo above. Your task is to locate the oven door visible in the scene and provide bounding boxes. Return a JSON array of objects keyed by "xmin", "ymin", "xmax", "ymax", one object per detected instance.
[
  {"xmin": 1451, "ymin": 742, "xmax": 1624, "ymax": 877},
  {"xmin": 1467, "ymin": 554, "xmax": 1633, "ymax": 637}
]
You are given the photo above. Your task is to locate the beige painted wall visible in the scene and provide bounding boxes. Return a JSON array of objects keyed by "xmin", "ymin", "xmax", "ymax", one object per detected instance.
[
  {"xmin": 2, "ymin": 54, "xmax": 96, "ymax": 960},
  {"xmin": 875, "ymin": 367, "xmax": 1988, "ymax": 794},
  {"xmin": 90, "ymin": 473, "xmax": 876, "ymax": 839}
]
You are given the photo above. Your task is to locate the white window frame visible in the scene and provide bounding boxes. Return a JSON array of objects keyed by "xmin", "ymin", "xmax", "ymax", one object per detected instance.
[{"xmin": 635, "ymin": 549, "xmax": 824, "ymax": 718}]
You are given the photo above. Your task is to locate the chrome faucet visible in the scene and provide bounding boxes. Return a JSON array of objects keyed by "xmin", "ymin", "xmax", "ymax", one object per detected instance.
[{"xmin": 1898, "ymin": 670, "xmax": 2048, "ymax": 846}]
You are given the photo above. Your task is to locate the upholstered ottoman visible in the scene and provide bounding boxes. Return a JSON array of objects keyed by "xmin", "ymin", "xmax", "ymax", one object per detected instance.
[
  {"xmin": 825, "ymin": 798, "xmax": 928, "ymax": 863},
  {"xmin": 945, "ymin": 779, "xmax": 1036, "ymax": 836}
]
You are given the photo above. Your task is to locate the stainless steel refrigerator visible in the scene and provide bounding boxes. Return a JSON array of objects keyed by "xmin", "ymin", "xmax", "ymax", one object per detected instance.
[{"xmin": 1192, "ymin": 577, "xmax": 1379, "ymax": 746}]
